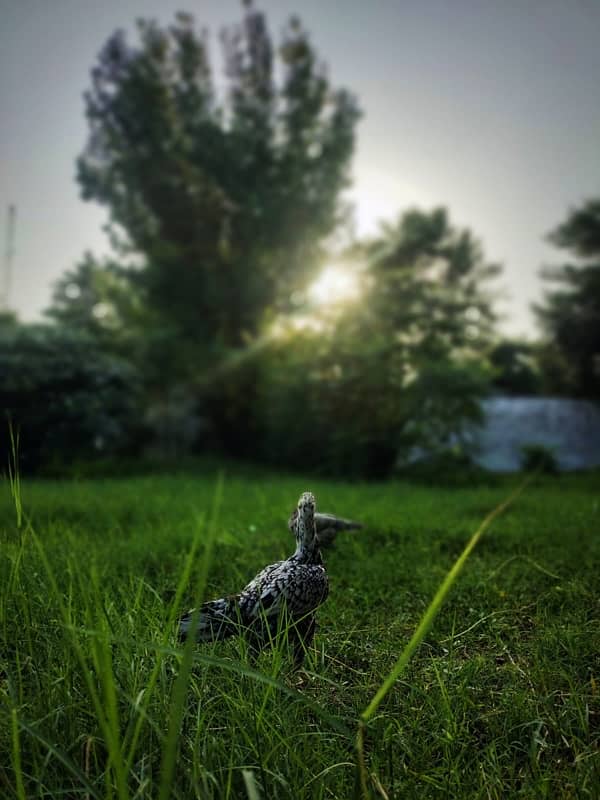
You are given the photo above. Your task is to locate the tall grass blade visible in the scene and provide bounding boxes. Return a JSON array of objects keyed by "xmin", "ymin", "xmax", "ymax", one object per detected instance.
[
  {"xmin": 78, "ymin": 628, "xmax": 353, "ymax": 738},
  {"xmin": 157, "ymin": 472, "xmax": 224, "ymax": 800},
  {"xmin": 9, "ymin": 713, "xmax": 103, "ymax": 800},
  {"xmin": 123, "ymin": 508, "xmax": 206, "ymax": 771},
  {"xmin": 7, "ymin": 423, "xmax": 23, "ymax": 531},
  {"xmin": 11, "ymin": 708, "xmax": 26, "ymax": 800},
  {"xmin": 356, "ymin": 476, "xmax": 531, "ymax": 797},
  {"xmin": 242, "ymin": 769, "xmax": 262, "ymax": 800},
  {"xmin": 30, "ymin": 531, "xmax": 129, "ymax": 800}
]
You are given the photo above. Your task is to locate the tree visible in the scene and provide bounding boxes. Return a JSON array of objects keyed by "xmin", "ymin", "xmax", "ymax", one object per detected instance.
[
  {"xmin": 0, "ymin": 310, "xmax": 19, "ymax": 330},
  {"xmin": 489, "ymin": 339, "xmax": 541, "ymax": 395},
  {"xmin": 253, "ymin": 208, "xmax": 501, "ymax": 476},
  {"xmin": 548, "ymin": 199, "xmax": 600, "ymax": 258},
  {"xmin": 45, "ymin": 252, "xmax": 189, "ymax": 385},
  {"xmin": 364, "ymin": 207, "xmax": 500, "ymax": 360},
  {"xmin": 535, "ymin": 199, "xmax": 600, "ymax": 398},
  {"xmin": 348, "ymin": 207, "xmax": 500, "ymax": 459},
  {"xmin": 76, "ymin": 4, "xmax": 360, "ymax": 357},
  {"xmin": 46, "ymin": 253, "xmax": 138, "ymax": 347},
  {"xmin": 45, "ymin": 253, "xmax": 213, "ymax": 456}
]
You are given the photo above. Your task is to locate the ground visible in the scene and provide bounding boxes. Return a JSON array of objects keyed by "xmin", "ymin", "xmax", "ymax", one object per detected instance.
[{"xmin": 1, "ymin": 465, "xmax": 598, "ymax": 799}]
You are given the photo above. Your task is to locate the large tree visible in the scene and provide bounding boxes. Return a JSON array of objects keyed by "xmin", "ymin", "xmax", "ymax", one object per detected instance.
[
  {"xmin": 254, "ymin": 208, "xmax": 501, "ymax": 476},
  {"xmin": 363, "ymin": 207, "xmax": 500, "ymax": 359},
  {"xmin": 76, "ymin": 4, "xmax": 360, "ymax": 357},
  {"xmin": 535, "ymin": 199, "xmax": 600, "ymax": 398}
]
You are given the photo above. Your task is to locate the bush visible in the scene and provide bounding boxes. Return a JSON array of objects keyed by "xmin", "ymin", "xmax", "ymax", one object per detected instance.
[
  {"xmin": 520, "ymin": 443, "xmax": 559, "ymax": 475},
  {"xmin": 0, "ymin": 325, "xmax": 144, "ymax": 472},
  {"xmin": 396, "ymin": 447, "xmax": 497, "ymax": 487}
]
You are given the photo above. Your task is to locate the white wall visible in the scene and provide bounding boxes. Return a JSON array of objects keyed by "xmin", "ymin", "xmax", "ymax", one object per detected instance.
[{"xmin": 473, "ymin": 396, "xmax": 600, "ymax": 472}]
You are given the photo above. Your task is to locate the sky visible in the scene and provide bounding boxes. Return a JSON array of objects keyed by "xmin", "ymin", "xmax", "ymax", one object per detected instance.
[{"xmin": 1, "ymin": 0, "xmax": 600, "ymax": 337}]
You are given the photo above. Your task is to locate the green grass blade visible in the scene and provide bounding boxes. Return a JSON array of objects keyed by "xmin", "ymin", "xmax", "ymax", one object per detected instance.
[
  {"xmin": 8, "ymin": 712, "xmax": 103, "ymax": 800},
  {"xmin": 71, "ymin": 625, "xmax": 354, "ymax": 739},
  {"xmin": 30, "ymin": 530, "xmax": 129, "ymax": 800},
  {"xmin": 357, "ymin": 476, "xmax": 531, "ymax": 797},
  {"xmin": 123, "ymin": 510, "xmax": 206, "ymax": 771},
  {"xmin": 7, "ymin": 423, "xmax": 23, "ymax": 531},
  {"xmin": 242, "ymin": 769, "xmax": 262, "ymax": 800},
  {"xmin": 361, "ymin": 477, "xmax": 530, "ymax": 723},
  {"xmin": 157, "ymin": 472, "xmax": 224, "ymax": 800},
  {"xmin": 11, "ymin": 708, "xmax": 26, "ymax": 800}
]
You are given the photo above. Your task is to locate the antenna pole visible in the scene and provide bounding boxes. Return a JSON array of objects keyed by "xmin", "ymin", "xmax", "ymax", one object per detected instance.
[{"xmin": 1, "ymin": 204, "xmax": 17, "ymax": 311}]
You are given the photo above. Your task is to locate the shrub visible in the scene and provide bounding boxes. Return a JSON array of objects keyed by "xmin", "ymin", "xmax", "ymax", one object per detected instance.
[
  {"xmin": 520, "ymin": 443, "xmax": 559, "ymax": 475},
  {"xmin": 0, "ymin": 325, "xmax": 144, "ymax": 472}
]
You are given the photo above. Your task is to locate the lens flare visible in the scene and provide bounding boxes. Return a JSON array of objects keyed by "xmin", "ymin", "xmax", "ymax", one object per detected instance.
[{"xmin": 308, "ymin": 264, "xmax": 361, "ymax": 307}]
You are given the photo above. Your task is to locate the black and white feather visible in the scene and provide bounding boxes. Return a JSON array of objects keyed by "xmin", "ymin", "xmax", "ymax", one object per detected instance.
[
  {"xmin": 297, "ymin": 511, "xmax": 362, "ymax": 548},
  {"xmin": 178, "ymin": 491, "xmax": 328, "ymax": 664}
]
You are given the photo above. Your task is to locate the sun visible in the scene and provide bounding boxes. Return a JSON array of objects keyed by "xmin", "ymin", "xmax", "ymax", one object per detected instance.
[
  {"xmin": 268, "ymin": 262, "xmax": 364, "ymax": 340},
  {"xmin": 307, "ymin": 264, "xmax": 362, "ymax": 307}
]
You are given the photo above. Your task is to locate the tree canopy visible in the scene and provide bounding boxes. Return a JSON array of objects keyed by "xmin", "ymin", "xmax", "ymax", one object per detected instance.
[
  {"xmin": 535, "ymin": 198, "xmax": 600, "ymax": 398},
  {"xmin": 77, "ymin": 5, "xmax": 360, "ymax": 356},
  {"xmin": 364, "ymin": 207, "xmax": 500, "ymax": 359}
]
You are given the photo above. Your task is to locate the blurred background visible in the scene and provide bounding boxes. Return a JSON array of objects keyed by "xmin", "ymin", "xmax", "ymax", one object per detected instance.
[{"xmin": 1, "ymin": 0, "xmax": 599, "ymax": 478}]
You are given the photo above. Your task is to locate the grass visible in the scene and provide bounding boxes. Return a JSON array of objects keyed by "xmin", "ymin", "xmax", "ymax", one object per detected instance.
[{"xmin": 0, "ymin": 464, "xmax": 598, "ymax": 798}]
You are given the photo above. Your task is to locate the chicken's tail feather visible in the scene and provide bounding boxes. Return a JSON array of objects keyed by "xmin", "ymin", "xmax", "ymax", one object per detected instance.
[{"xmin": 178, "ymin": 595, "xmax": 241, "ymax": 643}]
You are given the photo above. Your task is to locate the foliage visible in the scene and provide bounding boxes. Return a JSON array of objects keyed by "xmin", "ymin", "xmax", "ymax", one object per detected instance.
[
  {"xmin": 45, "ymin": 6, "xmax": 508, "ymax": 474},
  {"xmin": 489, "ymin": 339, "xmax": 542, "ymax": 395},
  {"xmin": 254, "ymin": 208, "xmax": 499, "ymax": 476},
  {"xmin": 364, "ymin": 207, "xmax": 500, "ymax": 356},
  {"xmin": 254, "ymin": 327, "xmax": 403, "ymax": 476},
  {"xmin": 43, "ymin": 208, "xmax": 498, "ymax": 476},
  {"xmin": 353, "ymin": 207, "xmax": 498, "ymax": 460},
  {"xmin": 46, "ymin": 253, "xmax": 141, "ymax": 349},
  {"xmin": 44, "ymin": 5, "xmax": 508, "ymax": 474},
  {"xmin": 1, "ymin": 470, "xmax": 598, "ymax": 798},
  {"xmin": 63, "ymin": 2, "xmax": 361, "ymax": 455},
  {"xmin": 398, "ymin": 361, "xmax": 488, "ymax": 453},
  {"xmin": 0, "ymin": 325, "xmax": 143, "ymax": 472},
  {"xmin": 76, "ymin": 5, "xmax": 360, "ymax": 356},
  {"xmin": 535, "ymin": 198, "xmax": 600, "ymax": 398},
  {"xmin": 0, "ymin": 309, "xmax": 19, "ymax": 330},
  {"xmin": 520, "ymin": 443, "xmax": 559, "ymax": 474},
  {"xmin": 395, "ymin": 446, "xmax": 493, "ymax": 487},
  {"xmin": 45, "ymin": 252, "xmax": 201, "ymax": 394},
  {"xmin": 548, "ymin": 198, "xmax": 600, "ymax": 257}
]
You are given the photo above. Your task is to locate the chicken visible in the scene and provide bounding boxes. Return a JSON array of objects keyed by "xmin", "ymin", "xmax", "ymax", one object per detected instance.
[{"xmin": 179, "ymin": 491, "xmax": 328, "ymax": 665}]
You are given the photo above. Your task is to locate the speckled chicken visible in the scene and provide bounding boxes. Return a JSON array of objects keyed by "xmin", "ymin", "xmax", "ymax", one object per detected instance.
[{"xmin": 179, "ymin": 491, "xmax": 328, "ymax": 665}]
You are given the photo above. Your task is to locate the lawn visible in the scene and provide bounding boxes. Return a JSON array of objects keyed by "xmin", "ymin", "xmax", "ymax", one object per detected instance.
[{"xmin": 1, "ymin": 465, "xmax": 598, "ymax": 798}]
